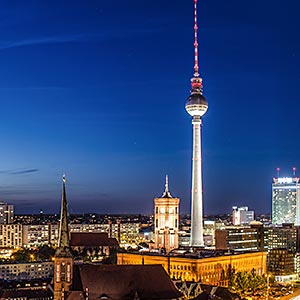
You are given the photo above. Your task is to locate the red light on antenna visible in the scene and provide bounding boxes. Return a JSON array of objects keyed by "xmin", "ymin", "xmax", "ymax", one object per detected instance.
[{"xmin": 276, "ymin": 167, "xmax": 280, "ymax": 171}]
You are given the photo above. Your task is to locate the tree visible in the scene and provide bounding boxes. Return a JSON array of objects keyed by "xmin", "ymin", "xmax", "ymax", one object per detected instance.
[
  {"xmin": 12, "ymin": 249, "xmax": 32, "ymax": 262},
  {"xmin": 36, "ymin": 245, "xmax": 55, "ymax": 261}
]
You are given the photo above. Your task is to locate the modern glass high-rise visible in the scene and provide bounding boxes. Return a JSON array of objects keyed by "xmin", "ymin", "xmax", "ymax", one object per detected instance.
[{"xmin": 272, "ymin": 177, "xmax": 300, "ymax": 225}]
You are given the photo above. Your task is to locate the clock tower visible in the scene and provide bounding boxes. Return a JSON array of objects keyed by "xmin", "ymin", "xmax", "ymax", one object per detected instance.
[{"xmin": 154, "ymin": 176, "xmax": 180, "ymax": 253}]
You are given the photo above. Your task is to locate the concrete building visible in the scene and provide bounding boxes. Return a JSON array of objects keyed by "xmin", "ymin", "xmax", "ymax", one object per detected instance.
[
  {"xmin": 268, "ymin": 224, "xmax": 300, "ymax": 253},
  {"xmin": 0, "ymin": 202, "xmax": 14, "ymax": 224},
  {"xmin": 0, "ymin": 261, "xmax": 53, "ymax": 280},
  {"xmin": 232, "ymin": 206, "xmax": 254, "ymax": 225},
  {"xmin": 22, "ymin": 222, "xmax": 140, "ymax": 248},
  {"xmin": 118, "ymin": 250, "xmax": 267, "ymax": 286},
  {"xmin": 23, "ymin": 224, "xmax": 51, "ymax": 248},
  {"xmin": 272, "ymin": 176, "xmax": 300, "ymax": 225},
  {"xmin": 215, "ymin": 224, "xmax": 267, "ymax": 252},
  {"xmin": 154, "ymin": 176, "xmax": 180, "ymax": 252},
  {"xmin": 0, "ymin": 224, "xmax": 23, "ymax": 248},
  {"xmin": 268, "ymin": 248, "xmax": 296, "ymax": 281}
]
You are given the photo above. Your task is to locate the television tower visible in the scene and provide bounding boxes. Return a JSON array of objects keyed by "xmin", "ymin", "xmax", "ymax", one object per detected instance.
[{"xmin": 185, "ymin": 0, "xmax": 208, "ymax": 247}]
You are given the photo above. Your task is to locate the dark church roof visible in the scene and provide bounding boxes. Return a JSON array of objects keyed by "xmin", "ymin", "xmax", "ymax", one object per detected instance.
[
  {"xmin": 70, "ymin": 232, "xmax": 119, "ymax": 247},
  {"xmin": 0, "ymin": 288, "xmax": 53, "ymax": 299},
  {"xmin": 70, "ymin": 264, "xmax": 182, "ymax": 300}
]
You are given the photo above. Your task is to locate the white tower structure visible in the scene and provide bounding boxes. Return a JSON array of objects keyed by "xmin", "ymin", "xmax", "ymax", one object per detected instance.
[{"xmin": 186, "ymin": 0, "xmax": 208, "ymax": 247}]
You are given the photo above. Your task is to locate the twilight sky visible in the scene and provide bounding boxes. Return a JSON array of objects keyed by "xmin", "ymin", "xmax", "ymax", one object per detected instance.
[{"xmin": 0, "ymin": 0, "xmax": 299, "ymax": 215}]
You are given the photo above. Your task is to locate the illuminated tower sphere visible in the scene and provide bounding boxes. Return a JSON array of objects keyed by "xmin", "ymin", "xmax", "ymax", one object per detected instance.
[{"xmin": 185, "ymin": 0, "xmax": 208, "ymax": 247}]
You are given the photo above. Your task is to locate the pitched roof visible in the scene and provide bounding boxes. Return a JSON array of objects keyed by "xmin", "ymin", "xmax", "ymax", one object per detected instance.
[
  {"xmin": 65, "ymin": 291, "xmax": 85, "ymax": 300},
  {"xmin": 70, "ymin": 233, "xmax": 119, "ymax": 247},
  {"xmin": 73, "ymin": 264, "xmax": 182, "ymax": 300},
  {"xmin": 0, "ymin": 288, "xmax": 52, "ymax": 299}
]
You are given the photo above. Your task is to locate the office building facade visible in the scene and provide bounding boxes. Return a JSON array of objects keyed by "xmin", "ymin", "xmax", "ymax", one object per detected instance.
[
  {"xmin": 232, "ymin": 206, "xmax": 254, "ymax": 225},
  {"xmin": 272, "ymin": 177, "xmax": 300, "ymax": 225}
]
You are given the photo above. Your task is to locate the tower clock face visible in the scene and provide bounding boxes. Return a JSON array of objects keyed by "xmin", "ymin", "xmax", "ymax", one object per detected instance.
[
  {"xmin": 160, "ymin": 207, "xmax": 165, "ymax": 213},
  {"xmin": 169, "ymin": 208, "xmax": 174, "ymax": 214}
]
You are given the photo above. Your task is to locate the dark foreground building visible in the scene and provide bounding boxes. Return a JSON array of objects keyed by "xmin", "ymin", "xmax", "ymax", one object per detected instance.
[{"xmin": 67, "ymin": 264, "xmax": 182, "ymax": 300}]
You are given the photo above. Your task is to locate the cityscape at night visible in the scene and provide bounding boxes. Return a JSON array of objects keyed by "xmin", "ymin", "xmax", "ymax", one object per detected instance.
[
  {"xmin": 0, "ymin": 0, "xmax": 299, "ymax": 299},
  {"xmin": 0, "ymin": 0, "xmax": 298, "ymax": 215}
]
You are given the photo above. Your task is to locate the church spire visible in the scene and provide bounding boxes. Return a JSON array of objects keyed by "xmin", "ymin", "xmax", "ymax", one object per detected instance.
[
  {"xmin": 56, "ymin": 175, "xmax": 71, "ymax": 256},
  {"xmin": 161, "ymin": 175, "xmax": 173, "ymax": 198}
]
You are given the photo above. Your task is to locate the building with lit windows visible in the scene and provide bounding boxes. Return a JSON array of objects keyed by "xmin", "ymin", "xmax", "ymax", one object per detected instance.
[
  {"xmin": 0, "ymin": 261, "xmax": 53, "ymax": 280},
  {"xmin": 232, "ymin": 206, "xmax": 254, "ymax": 225},
  {"xmin": 0, "ymin": 202, "xmax": 14, "ymax": 224},
  {"xmin": 272, "ymin": 177, "xmax": 300, "ymax": 225},
  {"xmin": 21, "ymin": 222, "xmax": 140, "ymax": 248},
  {"xmin": 154, "ymin": 176, "xmax": 180, "ymax": 253},
  {"xmin": 117, "ymin": 251, "xmax": 267, "ymax": 286},
  {"xmin": 215, "ymin": 224, "xmax": 268, "ymax": 252},
  {"xmin": 23, "ymin": 224, "xmax": 51, "ymax": 248},
  {"xmin": 268, "ymin": 224, "xmax": 300, "ymax": 253},
  {"xmin": 268, "ymin": 248, "xmax": 297, "ymax": 281},
  {"xmin": 0, "ymin": 224, "xmax": 23, "ymax": 248}
]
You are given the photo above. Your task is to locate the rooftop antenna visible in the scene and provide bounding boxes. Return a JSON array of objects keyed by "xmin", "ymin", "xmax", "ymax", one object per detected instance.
[
  {"xmin": 165, "ymin": 175, "xmax": 169, "ymax": 193},
  {"xmin": 276, "ymin": 167, "xmax": 280, "ymax": 177},
  {"xmin": 193, "ymin": 0, "xmax": 199, "ymax": 77},
  {"xmin": 293, "ymin": 167, "xmax": 296, "ymax": 176},
  {"xmin": 191, "ymin": 0, "xmax": 203, "ymax": 91}
]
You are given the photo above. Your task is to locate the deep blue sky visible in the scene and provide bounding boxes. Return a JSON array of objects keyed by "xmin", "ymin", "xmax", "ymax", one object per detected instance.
[{"xmin": 0, "ymin": 0, "xmax": 298, "ymax": 215}]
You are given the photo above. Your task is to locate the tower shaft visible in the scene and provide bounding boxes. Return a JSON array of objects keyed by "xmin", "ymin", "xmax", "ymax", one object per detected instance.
[{"xmin": 190, "ymin": 116, "xmax": 204, "ymax": 246}]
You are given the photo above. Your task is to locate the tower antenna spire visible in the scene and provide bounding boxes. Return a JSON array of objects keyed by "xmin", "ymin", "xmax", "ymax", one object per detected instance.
[
  {"xmin": 276, "ymin": 167, "xmax": 280, "ymax": 177},
  {"xmin": 293, "ymin": 167, "xmax": 296, "ymax": 177},
  {"xmin": 162, "ymin": 175, "xmax": 172, "ymax": 198},
  {"xmin": 191, "ymin": 0, "xmax": 203, "ymax": 91},
  {"xmin": 165, "ymin": 175, "xmax": 169, "ymax": 193},
  {"xmin": 193, "ymin": 0, "xmax": 199, "ymax": 77}
]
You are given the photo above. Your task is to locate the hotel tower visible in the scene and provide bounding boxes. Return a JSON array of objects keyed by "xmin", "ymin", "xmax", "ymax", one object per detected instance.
[{"xmin": 185, "ymin": 0, "xmax": 208, "ymax": 247}]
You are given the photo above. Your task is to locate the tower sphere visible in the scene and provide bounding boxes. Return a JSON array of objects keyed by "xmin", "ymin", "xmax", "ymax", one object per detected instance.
[{"xmin": 185, "ymin": 90, "xmax": 208, "ymax": 117}]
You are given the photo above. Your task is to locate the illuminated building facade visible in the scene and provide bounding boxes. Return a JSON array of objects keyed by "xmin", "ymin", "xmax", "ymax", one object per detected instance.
[
  {"xmin": 268, "ymin": 224, "xmax": 300, "ymax": 253},
  {"xmin": 0, "ymin": 224, "xmax": 23, "ymax": 248},
  {"xmin": 0, "ymin": 261, "xmax": 53, "ymax": 280},
  {"xmin": 272, "ymin": 177, "xmax": 300, "ymax": 225},
  {"xmin": 268, "ymin": 248, "xmax": 296, "ymax": 279},
  {"xmin": 154, "ymin": 176, "xmax": 180, "ymax": 252},
  {"xmin": 232, "ymin": 206, "xmax": 254, "ymax": 225},
  {"xmin": 215, "ymin": 224, "xmax": 267, "ymax": 252},
  {"xmin": 0, "ymin": 202, "xmax": 14, "ymax": 224},
  {"xmin": 23, "ymin": 224, "xmax": 51, "ymax": 248},
  {"xmin": 117, "ymin": 251, "xmax": 267, "ymax": 286}
]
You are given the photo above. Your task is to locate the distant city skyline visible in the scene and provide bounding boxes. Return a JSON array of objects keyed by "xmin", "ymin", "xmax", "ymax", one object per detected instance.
[{"xmin": 0, "ymin": 0, "xmax": 299, "ymax": 215}]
